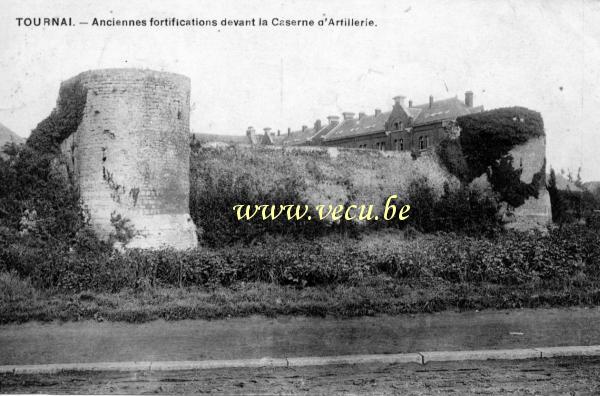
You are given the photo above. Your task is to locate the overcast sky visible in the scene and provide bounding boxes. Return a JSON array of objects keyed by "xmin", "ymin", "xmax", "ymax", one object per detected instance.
[{"xmin": 1, "ymin": 0, "xmax": 599, "ymax": 180}]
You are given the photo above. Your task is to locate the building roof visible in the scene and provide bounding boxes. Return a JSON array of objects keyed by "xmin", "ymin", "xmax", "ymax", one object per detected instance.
[
  {"xmin": 280, "ymin": 120, "xmax": 343, "ymax": 146},
  {"xmin": 323, "ymin": 96, "xmax": 483, "ymax": 142},
  {"xmin": 412, "ymin": 97, "xmax": 483, "ymax": 125},
  {"xmin": 323, "ymin": 111, "xmax": 390, "ymax": 141},
  {"xmin": 282, "ymin": 126, "xmax": 317, "ymax": 146},
  {"xmin": 192, "ymin": 133, "xmax": 248, "ymax": 144},
  {"xmin": 312, "ymin": 122, "xmax": 340, "ymax": 142}
]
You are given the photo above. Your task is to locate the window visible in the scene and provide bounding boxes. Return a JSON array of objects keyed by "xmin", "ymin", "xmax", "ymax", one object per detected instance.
[
  {"xmin": 399, "ymin": 138, "xmax": 404, "ymax": 151},
  {"xmin": 419, "ymin": 136, "xmax": 424, "ymax": 150},
  {"xmin": 394, "ymin": 122, "xmax": 399, "ymax": 130},
  {"xmin": 425, "ymin": 136, "xmax": 429, "ymax": 148}
]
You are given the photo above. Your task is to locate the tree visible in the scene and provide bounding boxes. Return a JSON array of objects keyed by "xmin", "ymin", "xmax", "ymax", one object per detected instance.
[{"xmin": 547, "ymin": 167, "xmax": 566, "ymax": 223}]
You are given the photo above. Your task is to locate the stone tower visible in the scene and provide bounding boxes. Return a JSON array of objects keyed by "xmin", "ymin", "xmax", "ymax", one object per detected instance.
[{"xmin": 59, "ymin": 68, "xmax": 198, "ymax": 249}]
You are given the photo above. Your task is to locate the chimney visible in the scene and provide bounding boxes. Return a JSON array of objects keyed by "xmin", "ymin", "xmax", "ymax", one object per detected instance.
[
  {"xmin": 374, "ymin": 108, "xmax": 381, "ymax": 116},
  {"xmin": 465, "ymin": 91, "xmax": 473, "ymax": 107},
  {"xmin": 358, "ymin": 112, "xmax": 366, "ymax": 120},
  {"xmin": 277, "ymin": 129, "xmax": 281, "ymax": 136},
  {"xmin": 302, "ymin": 125, "xmax": 307, "ymax": 132},
  {"xmin": 408, "ymin": 100, "xmax": 413, "ymax": 108},
  {"xmin": 429, "ymin": 95, "xmax": 434, "ymax": 109},
  {"xmin": 342, "ymin": 112, "xmax": 355, "ymax": 120},
  {"xmin": 393, "ymin": 95, "xmax": 406, "ymax": 106},
  {"xmin": 287, "ymin": 127, "xmax": 291, "ymax": 136},
  {"xmin": 314, "ymin": 119, "xmax": 322, "ymax": 131},
  {"xmin": 327, "ymin": 115, "xmax": 340, "ymax": 125}
]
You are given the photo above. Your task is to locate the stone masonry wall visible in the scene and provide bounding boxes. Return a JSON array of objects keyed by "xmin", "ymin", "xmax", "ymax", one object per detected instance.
[
  {"xmin": 503, "ymin": 136, "xmax": 552, "ymax": 232},
  {"xmin": 59, "ymin": 69, "xmax": 198, "ymax": 249}
]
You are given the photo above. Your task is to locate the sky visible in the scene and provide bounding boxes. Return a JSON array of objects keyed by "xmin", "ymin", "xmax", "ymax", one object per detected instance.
[{"xmin": 1, "ymin": 0, "xmax": 599, "ymax": 180}]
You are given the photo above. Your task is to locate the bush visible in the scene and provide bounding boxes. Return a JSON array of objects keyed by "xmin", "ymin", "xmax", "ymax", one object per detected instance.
[
  {"xmin": 387, "ymin": 177, "xmax": 501, "ymax": 235},
  {"xmin": 0, "ymin": 144, "xmax": 88, "ymax": 242}
]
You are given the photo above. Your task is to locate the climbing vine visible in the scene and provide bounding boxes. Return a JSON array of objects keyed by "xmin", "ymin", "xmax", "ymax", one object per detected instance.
[
  {"xmin": 437, "ymin": 107, "xmax": 546, "ymax": 210},
  {"xmin": 27, "ymin": 79, "xmax": 88, "ymax": 153},
  {"xmin": 457, "ymin": 106, "xmax": 545, "ymax": 180}
]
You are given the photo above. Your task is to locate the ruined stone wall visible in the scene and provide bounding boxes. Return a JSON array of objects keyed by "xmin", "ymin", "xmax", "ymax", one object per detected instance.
[
  {"xmin": 503, "ymin": 136, "xmax": 552, "ymax": 232},
  {"xmin": 59, "ymin": 69, "xmax": 198, "ymax": 249}
]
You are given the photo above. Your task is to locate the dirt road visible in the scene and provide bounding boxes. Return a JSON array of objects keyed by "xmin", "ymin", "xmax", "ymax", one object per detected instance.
[{"xmin": 2, "ymin": 356, "xmax": 600, "ymax": 394}]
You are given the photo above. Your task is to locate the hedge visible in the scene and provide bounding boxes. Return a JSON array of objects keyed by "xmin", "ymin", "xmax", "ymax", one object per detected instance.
[{"xmin": 1, "ymin": 225, "xmax": 598, "ymax": 293}]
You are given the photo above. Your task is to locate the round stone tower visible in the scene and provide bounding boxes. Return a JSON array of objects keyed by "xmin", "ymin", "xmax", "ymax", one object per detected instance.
[{"xmin": 59, "ymin": 68, "xmax": 198, "ymax": 249}]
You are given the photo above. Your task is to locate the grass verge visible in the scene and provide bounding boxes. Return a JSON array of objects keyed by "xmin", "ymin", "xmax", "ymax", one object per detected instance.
[{"xmin": 2, "ymin": 274, "xmax": 600, "ymax": 324}]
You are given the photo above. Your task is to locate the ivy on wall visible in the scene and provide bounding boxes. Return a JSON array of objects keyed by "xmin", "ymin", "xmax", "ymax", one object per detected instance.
[
  {"xmin": 26, "ymin": 79, "xmax": 88, "ymax": 153},
  {"xmin": 487, "ymin": 156, "xmax": 545, "ymax": 209},
  {"xmin": 437, "ymin": 107, "xmax": 546, "ymax": 210},
  {"xmin": 457, "ymin": 106, "xmax": 545, "ymax": 179}
]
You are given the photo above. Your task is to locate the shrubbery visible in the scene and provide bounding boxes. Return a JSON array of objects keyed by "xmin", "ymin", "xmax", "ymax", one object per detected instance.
[
  {"xmin": 0, "ymin": 144, "xmax": 88, "ymax": 242},
  {"xmin": 547, "ymin": 168, "xmax": 600, "ymax": 224},
  {"xmin": 2, "ymin": 223, "xmax": 598, "ymax": 293},
  {"xmin": 401, "ymin": 179, "xmax": 501, "ymax": 235}
]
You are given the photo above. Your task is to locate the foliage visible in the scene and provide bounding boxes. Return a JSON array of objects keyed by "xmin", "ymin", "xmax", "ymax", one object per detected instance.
[
  {"xmin": 437, "ymin": 107, "xmax": 546, "ymax": 211},
  {"xmin": 109, "ymin": 212, "xmax": 136, "ymax": 245},
  {"xmin": 436, "ymin": 138, "xmax": 470, "ymax": 182},
  {"xmin": 0, "ymin": 270, "xmax": 36, "ymax": 303},
  {"xmin": 457, "ymin": 106, "xmax": 545, "ymax": 179},
  {"xmin": 547, "ymin": 167, "xmax": 600, "ymax": 224},
  {"xmin": 487, "ymin": 156, "xmax": 545, "ymax": 209},
  {"xmin": 188, "ymin": 145, "xmax": 454, "ymax": 246},
  {"xmin": 548, "ymin": 168, "xmax": 567, "ymax": 223},
  {"xmin": 3, "ymin": 223, "xmax": 598, "ymax": 293},
  {"xmin": 388, "ymin": 177, "xmax": 501, "ymax": 234},
  {"xmin": 0, "ymin": 144, "xmax": 87, "ymax": 241},
  {"xmin": 26, "ymin": 79, "xmax": 87, "ymax": 153}
]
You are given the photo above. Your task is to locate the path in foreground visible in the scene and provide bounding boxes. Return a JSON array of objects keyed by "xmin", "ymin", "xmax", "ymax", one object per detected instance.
[
  {"xmin": 1, "ymin": 307, "xmax": 600, "ymax": 365},
  {"xmin": 2, "ymin": 356, "xmax": 599, "ymax": 394}
]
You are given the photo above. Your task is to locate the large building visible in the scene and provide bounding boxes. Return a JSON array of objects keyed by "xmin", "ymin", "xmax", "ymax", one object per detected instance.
[{"xmin": 248, "ymin": 91, "xmax": 483, "ymax": 152}]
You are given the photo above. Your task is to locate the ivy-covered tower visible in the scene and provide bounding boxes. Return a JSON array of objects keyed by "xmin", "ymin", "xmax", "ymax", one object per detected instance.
[{"xmin": 56, "ymin": 69, "xmax": 198, "ymax": 249}]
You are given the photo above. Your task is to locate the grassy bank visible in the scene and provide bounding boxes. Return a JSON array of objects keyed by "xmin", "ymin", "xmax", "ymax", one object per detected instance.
[
  {"xmin": 2, "ymin": 226, "xmax": 600, "ymax": 324},
  {"xmin": 3, "ymin": 275, "xmax": 600, "ymax": 324}
]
